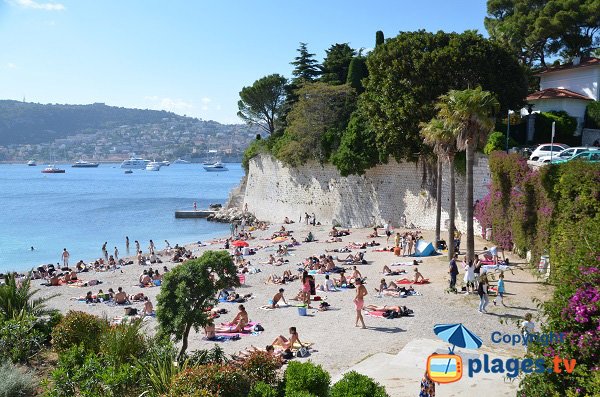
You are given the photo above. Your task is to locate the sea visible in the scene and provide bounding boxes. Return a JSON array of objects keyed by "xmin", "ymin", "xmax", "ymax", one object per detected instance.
[{"xmin": 0, "ymin": 163, "xmax": 244, "ymax": 273}]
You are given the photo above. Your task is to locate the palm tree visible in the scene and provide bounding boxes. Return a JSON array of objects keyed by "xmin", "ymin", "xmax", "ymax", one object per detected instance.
[
  {"xmin": 0, "ymin": 273, "xmax": 55, "ymax": 321},
  {"xmin": 420, "ymin": 118, "xmax": 459, "ymax": 259},
  {"xmin": 437, "ymin": 87, "xmax": 499, "ymax": 262}
]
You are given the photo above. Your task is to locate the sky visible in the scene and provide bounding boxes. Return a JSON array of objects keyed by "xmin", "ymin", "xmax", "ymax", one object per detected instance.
[{"xmin": 0, "ymin": 0, "xmax": 488, "ymax": 124}]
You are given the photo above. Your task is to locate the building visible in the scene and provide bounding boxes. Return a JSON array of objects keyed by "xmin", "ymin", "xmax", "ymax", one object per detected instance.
[{"xmin": 526, "ymin": 57, "xmax": 599, "ymax": 137}]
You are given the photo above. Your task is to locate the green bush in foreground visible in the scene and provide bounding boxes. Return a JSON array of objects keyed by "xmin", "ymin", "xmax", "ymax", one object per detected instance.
[
  {"xmin": 0, "ymin": 316, "xmax": 45, "ymax": 364},
  {"xmin": 51, "ymin": 310, "xmax": 108, "ymax": 353},
  {"xmin": 330, "ymin": 371, "xmax": 389, "ymax": 397},
  {"xmin": 284, "ymin": 361, "xmax": 330, "ymax": 397},
  {"xmin": 248, "ymin": 381, "xmax": 279, "ymax": 397},
  {"xmin": 0, "ymin": 362, "xmax": 37, "ymax": 397}
]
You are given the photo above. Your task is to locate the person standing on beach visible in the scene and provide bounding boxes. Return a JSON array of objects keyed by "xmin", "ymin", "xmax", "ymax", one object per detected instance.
[
  {"xmin": 149, "ymin": 240, "xmax": 155, "ymax": 255},
  {"xmin": 384, "ymin": 222, "xmax": 391, "ymax": 244},
  {"xmin": 305, "ymin": 212, "xmax": 309, "ymax": 225},
  {"xmin": 449, "ymin": 254, "xmax": 459, "ymax": 291},
  {"xmin": 125, "ymin": 236, "xmax": 130, "ymax": 251},
  {"xmin": 394, "ymin": 232, "xmax": 401, "ymax": 250},
  {"xmin": 62, "ymin": 248, "xmax": 70, "ymax": 267},
  {"xmin": 114, "ymin": 247, "xmax": 119, "ymax": 261},
  {"xmin": 137, "ymin": 250, "xmax": 143, "ymax": 266},
  {"xmin": 311, "ymin": 212, "xmax": 316, "ymax": 226},
  {"xmin": 354, "ymin": 278, "xmax": 367, "ymax": 329},
  {"xmin": 478, "ymin": 274, "xmax": 490, "ymax": 313},
  {"xmin": 135, "ymin": 240, "xmax": 140, "ymax": 253}
]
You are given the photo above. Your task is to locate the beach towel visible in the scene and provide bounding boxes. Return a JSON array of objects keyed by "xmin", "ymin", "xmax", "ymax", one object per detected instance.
[
  {"xmin": 372, "ymin": 249, "xmax": 393, "ymax": 253},
  {"xmin": 395, "ymin": 278, "xmax": 430, "ymax": 285},
  {"xmin": 390, "ymin": 262, "xmax": 416, "ymax": 266},
  {"xmin": 365, "ymin": 310, "xmax": 387, "ymax": 317},
  {"xmin": 205, "ymin": 335, "xmax": 240, "ymax": 342}
]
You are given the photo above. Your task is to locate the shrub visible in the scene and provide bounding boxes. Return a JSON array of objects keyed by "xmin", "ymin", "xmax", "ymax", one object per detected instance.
[
  {"xmin": 186, "ymin": 345, "xmax": 229, "ymax": 366},
  {"xmin": 585, "ymin": 101, "xmax": 600, "ymax": 129},
  {"xmin": 483, "ymin": 131, "xmax": 518, "ymax": 154},
  {"xmin": 285, "ymin": 391, "xmax": 315, "ymax": 397},
  {"xmin": 239, "ymin": 350, "xmax": 283, "ymax": 385},
  {"xmin": 330, "ymin": 371, "xmax": 389, "ymax": 397},
  {"xmin": 284, "ymin": 361, "xmax": 330, "ymax": 397},
  {"xmin": 242, "ymin": 139, "xmax": 268, "ymax": 171},
  {"xmin": 138, "ymin": 339, "xmax": 182, "ymax": 396},
  {"xmin": 100, "ymin": 319, "xmax": 147, "ymax": 366},
  {"xmin": 51, "ymin": 311, "xmax": 108, "ymax": 353},
  {"xmin": 0, "ymin": 362, "xmax": 37, "ymax": 397},
  {"xmin": 0, "ymin": 315, "xmax": 45, "ymax": 363},
  {"xmin": 534, "ymin": 111, "xmax": 577, "ymax": 145},
  {"xmin": 169, "ymin": 364, "xmax": 251, "ymax": 397},
  {"xmin": 248, "ymin": 381, "xmax": 279, "ymax": 397}
]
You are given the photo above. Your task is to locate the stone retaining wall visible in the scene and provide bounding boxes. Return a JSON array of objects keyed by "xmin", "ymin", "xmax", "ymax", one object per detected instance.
[{"xmin": 239, "ymin": 154, "xmax": 490, "ymax": 232}]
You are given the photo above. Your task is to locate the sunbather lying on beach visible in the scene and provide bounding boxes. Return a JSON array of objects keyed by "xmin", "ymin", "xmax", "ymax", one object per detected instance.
[
  {"xmin": 365, "ymin": 304, "xmax": 414, "ymax": 317},
  {"xmin": 382, "ymin": 265, "xmax": 408, "ymax": 276},
  {"xmin": 215, "ymin": 304, "xmax": 249, "ymax": 333},
  {"xmin": 272, "ymin": 327, "xmax": 304, "ymax": 350}
]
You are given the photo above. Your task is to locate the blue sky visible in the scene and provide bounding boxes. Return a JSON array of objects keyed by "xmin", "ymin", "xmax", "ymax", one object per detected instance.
[{"xmin": 0, "ymin": 0, "xmax": 488, "ymax": 124}]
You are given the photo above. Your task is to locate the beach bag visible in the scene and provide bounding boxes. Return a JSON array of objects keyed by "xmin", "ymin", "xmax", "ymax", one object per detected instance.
[
  {"xmin": 253, "ymin": 324, "xmax": 264, "ymax": 332},
  {"xmin": 296, "ymin": 347, "xmax": 309, "ymax": 358}
]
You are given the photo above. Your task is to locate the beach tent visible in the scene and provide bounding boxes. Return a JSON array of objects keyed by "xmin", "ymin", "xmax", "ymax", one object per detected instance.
[{"xmin": 414, "ymin": 240, "xmax": 435, "ymax": 257}]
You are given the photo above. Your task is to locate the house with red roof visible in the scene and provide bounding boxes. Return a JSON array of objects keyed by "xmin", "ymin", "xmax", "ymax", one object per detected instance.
[{"xmin": 526, "ymin": 57, "xmax": 599, "ymax": 136}]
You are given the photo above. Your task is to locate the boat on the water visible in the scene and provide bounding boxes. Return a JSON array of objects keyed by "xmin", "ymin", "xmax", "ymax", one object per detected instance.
[
  {"xmin": 27, "ymin": 160, "xmax": 37, "ymax": 166},
  {"xmin": 72, "ymin": 160, "xmax": 99, "ymax": 168},
  {"xmin": 124, "ymin": 170, "xmax": 133, "ymax": 174},
  {"xmin": 41, "ymin": 165, "xmax": 65, "ymax": 173},
  {"xmin": 173, "ymin": 158, "xmax": 190, "ymax": 164},
  {"xmin": 146, "ymin": 161, "xmax": 162, "ymax": 171},
  {"xmin": 121, "ymin": 156, "xmax": 150, "ymax": 169},
  {"xmin": 203, "ymin": 161, "xmax": 228, "ymax": 172},
  {"xmin": 161, "ymin": 160, "xmax": 170, "ymax": 167}
]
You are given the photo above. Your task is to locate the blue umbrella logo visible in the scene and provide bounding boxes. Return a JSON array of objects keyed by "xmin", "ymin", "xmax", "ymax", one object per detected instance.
[{"xmin": 433, "ymin": 323, "xmax": 482, "ymax": 377}]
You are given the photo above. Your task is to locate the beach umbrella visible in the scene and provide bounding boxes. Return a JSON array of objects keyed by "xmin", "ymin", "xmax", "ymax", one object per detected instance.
[
  {"xmin": 271, "ymin": 236, "xmax": 288, "ymax": 243},
  {"xmin": 232, "ymin": 240, "xmax": 249, "ymax": 247},
  {"xmin": 434, "ymin": 323, "xmax": 482, "ymax": 375},
  {"xmin": 433, "ymin": 323, "xmax": 482, "ymax": 351}
]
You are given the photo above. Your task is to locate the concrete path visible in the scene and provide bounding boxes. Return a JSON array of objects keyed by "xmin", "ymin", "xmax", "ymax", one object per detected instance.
[{"xmin": 332, "ymin": 338, "xmax": 520, "ymax": 397}]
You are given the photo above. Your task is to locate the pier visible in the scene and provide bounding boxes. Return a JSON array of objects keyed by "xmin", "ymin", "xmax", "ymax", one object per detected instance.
[{"xmin": 174, "ymin": 210, "xmax": 217, "ymax": 219}]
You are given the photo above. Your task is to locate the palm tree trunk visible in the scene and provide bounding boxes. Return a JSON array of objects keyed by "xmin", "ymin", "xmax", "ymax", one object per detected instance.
[
  {"xmin": 435, "ymin": 157, "xmax": 442, "ymax": 245},
  {"xmin": 448, "ymin": 155, "xmax": 456, "ymax": 260},
  {"xmin": 466, "ymin": 142, "xmax": 475, "ymax": 262}
]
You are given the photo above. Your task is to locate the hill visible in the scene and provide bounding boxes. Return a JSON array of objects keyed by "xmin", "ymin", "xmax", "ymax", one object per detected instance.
[{"xmin": 0, "ymin": 100, "xmax": 198, "ymax": 145}]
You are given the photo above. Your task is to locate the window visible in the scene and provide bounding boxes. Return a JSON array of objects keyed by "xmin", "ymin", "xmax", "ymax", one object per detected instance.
[
  {"xmin": 551, "ymin": 146, "xmax": 563, "ymax": 152},
  {"xmin": 540, "ymin": 145, "xmax": 551, "ymax": 151},
  {"xmin": 560, "ymin": 149, "xmax": 574, "ymax": 158}
]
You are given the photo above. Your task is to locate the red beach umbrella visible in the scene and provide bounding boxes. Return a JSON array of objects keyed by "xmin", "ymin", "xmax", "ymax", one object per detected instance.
[{"xmin": 232, "ymin": 240, "xmax": 249, "ymax": 247}]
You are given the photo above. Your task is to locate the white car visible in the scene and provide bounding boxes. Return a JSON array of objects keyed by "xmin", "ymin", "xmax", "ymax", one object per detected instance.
[
  {"xmin": 538, "ymin": 147, "xmax": 600, "ymax": 163},
  {"xmin": 529, "ymin": 143, "xmax": 570, "ymax": 162}
]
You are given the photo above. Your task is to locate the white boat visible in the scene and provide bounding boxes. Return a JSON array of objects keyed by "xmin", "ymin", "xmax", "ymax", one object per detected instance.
[
  {"xmin": 41, "ymin": 164, "xmax": 65, "ymax": 173},
  {"xmin": 121, "ymin": 156, "xmax": 150, "ymax": 169},
  {"xmin": 72, "ymin": 160, "xmax": 99, "ymax": 168},
  {"xmin": 203, "ymin": 161, "xmax": 228, "ymax": 172},
  {"xmin": 27, "ymin": 160, "xmax": 37, "ymax": 166},
  {"xmin": 146, "ymin": 161, "xmax": 162, "ymax": 171},
  {"xmin": 173, "ymin": 158, "xmax": 190, "ymax": 164},
  {"xmin": 161, "ymin": 160, "xmax": 170, "ymax": 167}
]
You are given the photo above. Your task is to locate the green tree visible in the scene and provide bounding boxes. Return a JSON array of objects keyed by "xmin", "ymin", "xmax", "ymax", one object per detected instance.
[
  {"xmin": 375, "ymin": 30, "xmax": 385, "ymax": 47},
  {"xmin": 320, "ymin": 43, "xmax": 356, "ymax": 85},
  {"xmin": 437, "ymin": 87, "xmax": 499, "ymax": 262},
  {"xmin": 0, "ymin": 273, "xmax": 55, "ymax": 321},
  {"xmin": 156, "ymin": 251, "xmax": 239, "ymax": 359},
  {"xmin": 331, "ymin": 111, "xmax": 379, "ymax": 176},
  {"xmin": 291, "ymin": 42, "xmax": 321, "ymax": 85},
  {"xmin": 237, "ymin": 74, "xmax": 287, "ymax": 136},
  {"xmin": 485, "ymin": 0, "xmax": 600, "ymax": 66},
  {"xmin": 275, "ymin": 82, "xmax": 356, "ymax": 166},
  {"xmin": 346, "ymin": 56, "xmax": 368, "ymax": 94},
  {"xmin": 361, "ymin": 30, "xmax": 527, "ymax": 163},
  {"xmin": 420, "ymin": 118, "xmax": 459, "ymax": 258}
]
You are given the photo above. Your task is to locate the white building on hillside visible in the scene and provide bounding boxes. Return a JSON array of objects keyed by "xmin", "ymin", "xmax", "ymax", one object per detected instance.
[{"xmin": 526, "ymin": 57, "xmax": 599, "ymax": 135}]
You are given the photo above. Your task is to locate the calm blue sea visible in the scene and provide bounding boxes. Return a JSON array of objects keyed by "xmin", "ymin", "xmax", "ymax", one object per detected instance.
[{"xmin": 0, "ymin": 163, "xmax": 244, "ymax": 273}]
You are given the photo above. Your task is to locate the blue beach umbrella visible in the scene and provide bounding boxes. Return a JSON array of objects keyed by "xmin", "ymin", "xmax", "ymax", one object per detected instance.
[{"xmin": 433, "ymin": 323, "xmax": 483, "ymax": 374}]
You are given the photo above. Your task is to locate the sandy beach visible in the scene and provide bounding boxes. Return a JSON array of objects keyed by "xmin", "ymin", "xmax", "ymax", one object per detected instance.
[{"xmin": 32, "ymin": 220, "xmax": 552, "ymax": 383}]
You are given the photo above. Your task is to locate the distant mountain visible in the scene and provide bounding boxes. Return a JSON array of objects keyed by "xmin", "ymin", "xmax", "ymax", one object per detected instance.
[{"xmin": 0, "ymin": 100, "xmax": 230, "ymax": 145}]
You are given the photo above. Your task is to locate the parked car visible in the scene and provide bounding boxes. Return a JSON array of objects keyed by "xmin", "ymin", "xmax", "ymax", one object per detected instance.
[
  {"xmin": 552, "ymin": 150, "xmax": 600, "ymax": 164},
  {"xmin": 539, "ymin": 147, "xmax": 600, "ymax": 163},
  {"xmin": 529, "ymin": 143, "xmax": 570, "ymax": 162}
]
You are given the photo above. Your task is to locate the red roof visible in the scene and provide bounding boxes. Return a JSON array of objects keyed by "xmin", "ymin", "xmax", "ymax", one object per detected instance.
[
  {"xmin": 526, "ymin": 88, "xmax": 593, "ymax": 101},
  {"xmin": 536, "ymin": 57, "xmax": 600, "ymax": 76}
]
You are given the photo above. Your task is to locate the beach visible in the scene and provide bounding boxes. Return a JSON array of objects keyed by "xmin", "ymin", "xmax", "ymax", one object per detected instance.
[{"xmin": 30, "ymin": 219, "xmax": 551, "ymax": 391}]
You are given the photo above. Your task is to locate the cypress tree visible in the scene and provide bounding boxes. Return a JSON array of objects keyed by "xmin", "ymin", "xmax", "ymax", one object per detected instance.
[
  {"xmin": 375, "ymin": 30, "xmax": 384, "ymax": 47},
  {"xmin": 346, "ymin": 57, "xmax": 368, "ymax": 94}
]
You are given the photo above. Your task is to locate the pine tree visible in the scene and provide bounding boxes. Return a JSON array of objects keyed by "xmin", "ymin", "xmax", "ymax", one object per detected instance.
[
  {"xmin": 346, "ymin": 57, "xmax": 368, "ymax": 94},
  {"xmin": 290, "ymin": 42, "xmax": 321, "ymax": 85}
]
